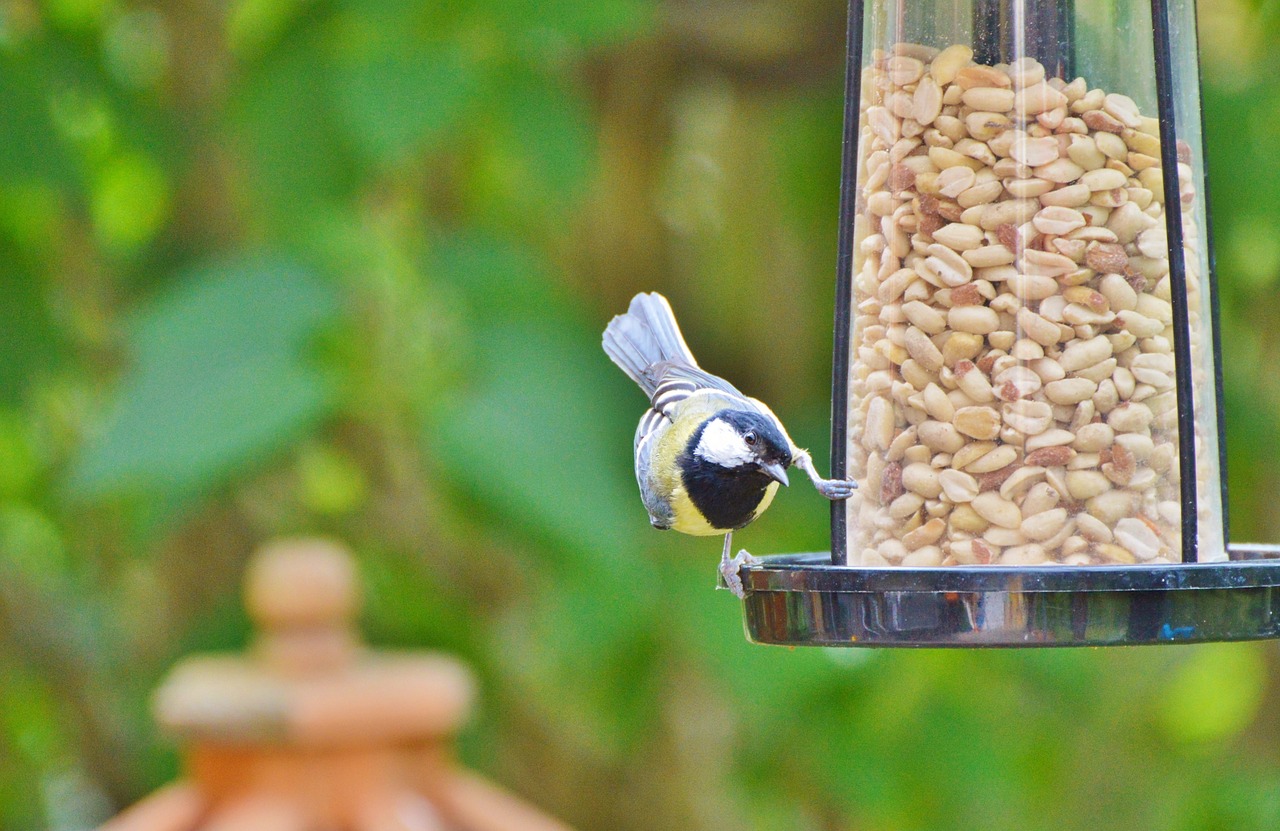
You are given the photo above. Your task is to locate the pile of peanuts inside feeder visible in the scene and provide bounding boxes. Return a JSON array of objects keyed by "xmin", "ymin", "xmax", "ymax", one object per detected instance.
[{"xmin": 847, "ymin": 44, "xmax": 1208, "ymax": 567}]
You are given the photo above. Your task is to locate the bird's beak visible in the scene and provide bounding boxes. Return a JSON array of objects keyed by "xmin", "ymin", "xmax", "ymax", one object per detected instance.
[{"xmin": 761, "ymin": 461, "xmax": 789, "ymax": 486}]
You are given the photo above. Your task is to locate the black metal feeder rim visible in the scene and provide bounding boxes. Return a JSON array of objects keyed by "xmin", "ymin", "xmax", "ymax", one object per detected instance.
[{"xmin": 737, "ymin": 547, "xmax": 1280, "ymax": 595}]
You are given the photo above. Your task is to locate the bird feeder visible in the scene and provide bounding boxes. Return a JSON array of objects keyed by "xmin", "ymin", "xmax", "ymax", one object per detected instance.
[
  {"xmin": 734, "ymin": 0, "xmax": 1280, "ymax": 646},
  {"xmin": 100, "ymin": 538, "xmax": 575, "ymax": 831}
]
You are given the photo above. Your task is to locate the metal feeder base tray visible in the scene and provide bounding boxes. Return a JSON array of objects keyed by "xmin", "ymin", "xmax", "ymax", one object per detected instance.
[{"xmin": 737, "ymin": 545, "xmax": 1280, "ymax": 647}]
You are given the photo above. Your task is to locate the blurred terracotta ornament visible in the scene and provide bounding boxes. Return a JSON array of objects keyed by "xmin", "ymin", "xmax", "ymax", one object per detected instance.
[{"xmin": 100, "ymin": 538, "xmax": 574, "ymax": 831}]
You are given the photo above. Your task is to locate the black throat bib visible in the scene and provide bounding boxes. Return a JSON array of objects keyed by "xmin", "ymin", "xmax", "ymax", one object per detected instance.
[{"xmin": 680, "ymin": 455, "xmax": 772, "ymax": 532}]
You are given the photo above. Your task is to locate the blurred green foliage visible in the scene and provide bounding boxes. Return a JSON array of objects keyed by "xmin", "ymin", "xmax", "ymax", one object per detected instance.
[{"xmin": 1, "ymin": 1, "xmax": 1280, "ymax": 830}]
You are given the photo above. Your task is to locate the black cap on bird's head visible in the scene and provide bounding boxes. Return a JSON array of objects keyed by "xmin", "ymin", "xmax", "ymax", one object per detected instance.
[{"xmin": 689, "ymin": 409, "xmax": 792, "ymax": 485}]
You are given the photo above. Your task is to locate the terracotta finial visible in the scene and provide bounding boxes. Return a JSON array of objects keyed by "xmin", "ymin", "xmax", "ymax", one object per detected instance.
[
  {"xmin": 105, "ymin": 536, "xmax": 575, "ymax": 831},
  {"xmin": 244, "ymin": 537, "xmax": 361, "ymax": 674}
]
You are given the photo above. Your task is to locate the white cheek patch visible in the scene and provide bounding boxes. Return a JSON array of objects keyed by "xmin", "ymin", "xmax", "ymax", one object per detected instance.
[{"xmin": 695, "ymin": 419, "xmax": 754, "ymax": 468}]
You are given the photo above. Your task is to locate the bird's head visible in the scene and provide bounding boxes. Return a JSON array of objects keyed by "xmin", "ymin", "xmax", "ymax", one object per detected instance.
[{"xmin": 691, "ymin": 410, "xmax": 792, "ymax": 485}]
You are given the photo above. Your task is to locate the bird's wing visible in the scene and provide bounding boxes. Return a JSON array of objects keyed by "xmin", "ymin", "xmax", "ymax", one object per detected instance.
[
  {"xmin": 645, "ymin": 361, "xmax": 750, "ymax": 420},
  {"xmin": 634, "ymin": 408, "xmax": 676, "ymax": 529}
]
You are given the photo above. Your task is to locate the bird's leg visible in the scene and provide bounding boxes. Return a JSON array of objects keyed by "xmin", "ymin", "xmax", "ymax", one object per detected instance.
[
  {"xmin": 718, "ymin": 532, "xmax": 759, "ymax": 599},
  {"xmin": 718, "ymin": 533, "xmax": 739, "ymax": 595},
  {"xmin": 793, "ymin": 449, "xmax": 857, "ymax": 500}
]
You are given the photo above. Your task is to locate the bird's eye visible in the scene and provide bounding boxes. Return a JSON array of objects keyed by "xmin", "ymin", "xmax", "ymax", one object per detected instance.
[{"xmin": 744, "ymin": 431, "xmax": 757, "ymax": 446}]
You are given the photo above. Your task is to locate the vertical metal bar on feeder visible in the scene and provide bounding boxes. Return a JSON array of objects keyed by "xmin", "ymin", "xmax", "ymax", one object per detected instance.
[
  {"xmin": 973, "ymin": 0, "xmax": 1075, "ymax": 78},
  {"xmin": 1208, "ymin": 186, "xmax": 1231, "ymax": 549},
  {"xmin": 830, "ymin": 0, "xmax": 863, "ymax": 565},
  {"xmin": 1149, "ymin": 0, "xmax": 1201, "ymax": 563},
  {"xmin": 1186, "ymin": 0, "xmax": 1232, "ymax": 547}
]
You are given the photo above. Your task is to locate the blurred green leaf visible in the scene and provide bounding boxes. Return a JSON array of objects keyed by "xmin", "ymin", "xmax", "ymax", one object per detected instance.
[
  {"xmin": 0, "ymin": 54, "xmax": 73, "ymax": 185},
  {"xmin": 102, "ymin": 9, "xmax": 170, "ymax": 90},
  {"xmin": 297, "ymin": 442, "xmax": 368, "ymax": 515},
  {"xmin": 330, "ymin": 44, "xmax": 478, "ymax": 166},
  {"xmin": 497, "ymin": 0, "xmax": 654, "ymax": 47},
  {"xmin": 360, "ymin": 552, "xmax": 479, "ymax": 658},
  {"xmin": 470, "ymin": 70, "xmax": 594, "ymax": 220},
  {"xmin": 0, "ymin": 503, "xmax": 66, "ymax": 593},
  {"xmin": 227, "ymin": 0, "xmax": 316, "ymax": 57},
  {"xmin": 0, "ymin": 251, "xmax": 62, "ymax": 406},
  {"xmin": 491, "ymin": 579, "xmax": 664, "ymax": 758},
  {"xmin": 91, "ymin": 152, "xmax": 170, "ymax": 250},
  {"xmin": 1159, "ymin": 645, "xmax": 1267, "ymax": 744},
  {"xmin": 429, "ymin": 317, "xmax": 640, "ymax": 563},
  {"xmin": 429, "ymin": 230, "xmax": 562, "ymax": 317},
  {"xmin": 0, "ymin": 667, "xmax": 64, "ymax": 777},
  {"xmin": 68, "ymin": 256, "xmax": 339, "ymax": 497},
  {"xmin": 0, "ymin": 412, "xmax": 39, "ymax": 497},
  {"xmin": 0, "ymin": 181, "xmax": 64, "ymax": 254},
  {"xmin": 42, "ymin": 0, "xmax": 111, "ymax": 31},
  {"xmin": 426, "ymin": 236, "xmax": 640, "ymax": 566},
  {"xmin": 1223, "ymin": 216, "xmax": 1280, "ymax": 290},
  {"xmin": 234, "ymin": 31, "xmax": 357, "ymax": 215},
  {"xmin": 502, "ymin": 71, "xmax": 594, "ymax": 201}
]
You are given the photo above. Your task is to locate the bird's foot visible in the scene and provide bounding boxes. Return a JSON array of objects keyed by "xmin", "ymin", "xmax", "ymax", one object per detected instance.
[
  {"xmin": 814, "ymin": 477, "xmax": 858, "ymax": 500},
  {"xmin": 719, "ymin": 549, "xmax": 761, "ymax": 599},
  {"xmin": 792, "ymin": 450, "xmax": 857, "ymax": 500}
]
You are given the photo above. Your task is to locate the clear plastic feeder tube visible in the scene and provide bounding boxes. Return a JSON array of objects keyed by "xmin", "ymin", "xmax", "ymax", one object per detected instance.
[{"xmin": 835, "ymin": 0, "xmax": 1227, "ymax": 567}]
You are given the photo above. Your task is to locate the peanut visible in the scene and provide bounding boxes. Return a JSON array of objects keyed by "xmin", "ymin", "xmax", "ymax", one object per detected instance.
[{"xmin": 846, "ymin": 42, "xmax": 1203, "ymax": 567}]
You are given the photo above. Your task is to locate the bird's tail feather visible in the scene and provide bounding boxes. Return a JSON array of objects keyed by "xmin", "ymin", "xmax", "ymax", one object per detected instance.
[{"xmin": 603, "ymin": 292, "xmax": 697, "ymax": 398}]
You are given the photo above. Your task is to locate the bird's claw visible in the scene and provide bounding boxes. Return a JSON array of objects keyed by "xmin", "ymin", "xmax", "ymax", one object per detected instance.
[
  {"xmin": 792, "ymin": 451, "xmax": 857, "ymax": 501},
  {"xmin": 719, "ymin": 549, "xmax": 761, "ymax": 599},
  {"xmin": 815, "ymin": 478, "xmax": 858, "ymax": 500}
]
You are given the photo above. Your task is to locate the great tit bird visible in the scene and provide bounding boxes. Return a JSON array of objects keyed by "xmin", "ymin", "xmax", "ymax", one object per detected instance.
[{"xmin": 602, "ymin": 292, "xmax": 855, "ymax": 598}]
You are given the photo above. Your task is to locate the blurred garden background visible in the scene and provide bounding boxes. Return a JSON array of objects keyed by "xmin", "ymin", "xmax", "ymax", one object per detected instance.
[{"xmin": 3, "ymin": 0, "xmax": 1280, "ymax": 829}]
